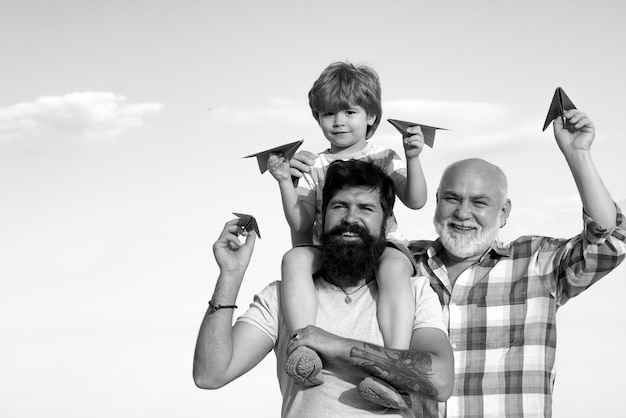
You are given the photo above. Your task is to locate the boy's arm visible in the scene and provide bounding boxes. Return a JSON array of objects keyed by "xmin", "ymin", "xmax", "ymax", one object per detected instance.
[
  {"xmin": 555, "ymin": 109, "xmax": 617, "ymax": 228},
  {"xmin": 288, "ymin": 325, "xmax": 453, "ymax": 402},
  {"xmin": 395, "ymin": 126, "xmax": 428, "ymax": 209},
  {"xmin": 268, "ymin": 154, "xmax": 316, "ymax": 233},
  {"xmin": 193, "ymin": 220, "xmax": 273, "ymax": 389}
]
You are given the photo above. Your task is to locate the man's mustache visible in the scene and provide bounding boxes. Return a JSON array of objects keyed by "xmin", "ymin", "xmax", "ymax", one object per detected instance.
[{"xmin": 325, "ymin": 224, "xmax": 371, "ymax": 241}]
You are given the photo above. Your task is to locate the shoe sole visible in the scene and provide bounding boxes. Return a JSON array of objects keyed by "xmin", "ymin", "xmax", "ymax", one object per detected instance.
[
  {"xmin": 284, "ymin": 346, "xmax": 324, "ymax": 386},
  {"xmin": 358, "ymin": 377, "xmax": 408, "ymax": 409}
]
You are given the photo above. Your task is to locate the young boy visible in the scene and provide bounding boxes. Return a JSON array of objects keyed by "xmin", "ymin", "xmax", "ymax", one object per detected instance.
[{"xmin": 268, "ymin": 62, "xmax": 428, "ymax": 394}]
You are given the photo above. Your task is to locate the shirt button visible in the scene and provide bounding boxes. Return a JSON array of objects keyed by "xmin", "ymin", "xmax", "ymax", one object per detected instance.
[{"xmin": 451, "ymin": 343, "xmax": 457, "ymax": 349}]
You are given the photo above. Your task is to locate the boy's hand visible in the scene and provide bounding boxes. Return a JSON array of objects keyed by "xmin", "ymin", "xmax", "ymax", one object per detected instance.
[
  {"xmin": 268, "ymin": 153, "xmax": 293, "ymax": 182},
  {"xmin": 289, "ymin": 150, "xmax": 317, "ymax": 179},
  {"xmin": 403, "ymin": 126, "xmax": 425, "ymax": 160},
  {"xmin": 553, "ymin": 109, "xmax": 595, "ymax": 156}
]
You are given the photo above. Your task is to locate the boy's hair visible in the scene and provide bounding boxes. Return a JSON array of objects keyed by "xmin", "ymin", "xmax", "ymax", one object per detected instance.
[
  {"xmin": 322, "ymin": 159, "xmax": 395, "ymax": 221},
  {"xmin": 308, "ymin": 62, "xmax": 382, "ymax": 139}
]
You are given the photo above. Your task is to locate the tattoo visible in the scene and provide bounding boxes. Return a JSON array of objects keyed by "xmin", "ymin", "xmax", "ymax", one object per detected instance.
[{"xmin": 350, "ymin": 343, "xmax": 439, "ymax": 398}]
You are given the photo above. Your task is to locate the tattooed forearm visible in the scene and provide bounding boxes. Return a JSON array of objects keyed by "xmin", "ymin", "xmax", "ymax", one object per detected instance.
[{"xmin": 349, "ymin": 343, "xmax": 439, "ymax": 398}]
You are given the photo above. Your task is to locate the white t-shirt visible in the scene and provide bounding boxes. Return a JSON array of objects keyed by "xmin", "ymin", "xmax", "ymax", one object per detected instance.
[{"xmin": 237, "ymin": 276, "xmax": 447, "ymax": 418}]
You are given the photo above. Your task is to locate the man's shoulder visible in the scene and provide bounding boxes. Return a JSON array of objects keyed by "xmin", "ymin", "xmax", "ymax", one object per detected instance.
[
  {"xmin": 408, "ymin": 239, "xmax": 437, "ymax": 255},
  {"xmin": 409, "ymin": 275, "xmax": 432, "ymax": 290},
  {"xmin": 251, "ymin": 280, "xmax": 282, "ymax": 303}
]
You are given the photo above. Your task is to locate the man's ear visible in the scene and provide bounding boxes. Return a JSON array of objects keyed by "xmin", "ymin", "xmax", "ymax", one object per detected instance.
[
  {"xmin": 500, "ymin": 199, "xmax": 512, "ymax": 228},
  {"xmin": 384, "ymin": 215, "xmax": 395, "ymax": 233}
]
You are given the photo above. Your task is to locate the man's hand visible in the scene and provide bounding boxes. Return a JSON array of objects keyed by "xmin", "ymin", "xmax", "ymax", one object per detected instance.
[
  {"xmin": 553, "ymin": 109, "xmax": 595, "ymax": 156},
  {"xmin": 213, "ymin": 219, "xmax": 257, "ymax": 276},
  {"xmin": 287, "ymin": 325, "xmax": 348, "ymax": 363},
  {"xmin": 288, "ymin": 150, "xmax": 317, "ymax": 179},
  {"xmin": 403, "ymin": 126, "xmax": 425, "ymax": 160}
]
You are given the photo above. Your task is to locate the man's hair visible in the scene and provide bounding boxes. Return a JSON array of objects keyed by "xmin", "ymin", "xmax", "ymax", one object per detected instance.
[
  {"xmin": 308, "ymin": 62, "xmax": 382, "ymax": 139},
  {"xmin": 321, "ymin": 159, "xmax": 395, "ymax": 220}
]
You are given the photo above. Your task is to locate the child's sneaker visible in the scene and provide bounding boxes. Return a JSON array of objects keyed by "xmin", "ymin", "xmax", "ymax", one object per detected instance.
[
  {"xmin": 284, "ymin": 346, "xmax": 324, "ymax": 386},
  {"xmin": 358, "ymin": 376, "xmax": 409, "ymax": 409}
]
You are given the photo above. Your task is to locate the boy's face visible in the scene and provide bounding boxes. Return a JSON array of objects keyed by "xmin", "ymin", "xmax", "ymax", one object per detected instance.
[{"xmin": 317, "ymin": 104, "xmax": 376, "ymax": 154}]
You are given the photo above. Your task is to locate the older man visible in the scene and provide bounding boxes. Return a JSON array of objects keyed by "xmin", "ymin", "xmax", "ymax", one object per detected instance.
[
  {"xmin": 407, "ymin": 109, "xmax": 625, "ymax": 417},
  {"xmin": 193, "ymin": 160, "xmax": 453, "ymax": 417}
]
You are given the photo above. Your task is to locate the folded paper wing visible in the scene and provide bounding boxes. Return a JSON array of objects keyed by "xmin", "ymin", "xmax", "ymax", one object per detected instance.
[
  {"xmin": 387, "ymin": 119, "xmax": 447, "ymax": 148},
  {"xmin": 542, "ymin": 87, "xmax": 577, "ymax": 131},
  {"xmin": 232, "ymin": 212, "xmax": 261, "ymax": 238},
  {"xmin": 243, "ymin": 139, "xmax": 304, "ymax": 173}
]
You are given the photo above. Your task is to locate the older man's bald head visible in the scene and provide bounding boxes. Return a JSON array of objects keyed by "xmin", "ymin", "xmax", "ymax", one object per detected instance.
[{"xmin": 439, "ymin": 158, "xmax": 508, "ymax": 203}]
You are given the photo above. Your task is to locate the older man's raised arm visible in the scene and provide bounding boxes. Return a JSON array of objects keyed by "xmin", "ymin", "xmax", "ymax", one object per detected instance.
[{"xmin": 554, "ymin": 109, "xmax": 617, "ymax": 228}]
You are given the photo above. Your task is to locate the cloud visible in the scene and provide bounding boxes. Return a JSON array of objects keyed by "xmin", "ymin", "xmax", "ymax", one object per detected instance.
[
  {"xmin": 211, "ymin": 97, "xmax": 509, "ymax": 131},
  {"xmin": 210, "ymin": 98, "xmax": 311, "ymax": 125},
  {"xmin": 0, "ymin": 92, "xmax": 163, "ymax": 143},
  {"xmin": 384, "ymin": 99, "xmax": 508, "ymax": 130}
]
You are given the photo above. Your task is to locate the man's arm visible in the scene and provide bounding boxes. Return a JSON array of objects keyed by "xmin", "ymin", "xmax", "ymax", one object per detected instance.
[
  {"xmin": 288, "ymin": 326, "xmax": 454, "ymax": 402},
  {"xmin": 555, "ymin": 109, "xmax": 617, "ymax": 228},
  {"xmin": 193, "ymin": 219, "xmax": 273, "ymax": 389}
]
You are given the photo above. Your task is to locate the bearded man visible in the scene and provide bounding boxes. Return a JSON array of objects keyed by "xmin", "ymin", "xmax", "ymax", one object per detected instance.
[
  {"xmin": 408, "ymin": 109, "xmax": 626, "ymax": 417},
  {"xmin": 193, "ymin": 159, "xmax": 454, "ymax": 418}
]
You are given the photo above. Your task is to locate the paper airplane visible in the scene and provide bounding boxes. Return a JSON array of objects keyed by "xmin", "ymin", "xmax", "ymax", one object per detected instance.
[
  {"xmin": 243, "ymin": 140, "xmax": 304, "ymax": 174},
  {"xmin": 387, "ymin": 119, "xmax": 446, "ymax": 148},
  {"xmin": 232, "ymin": 212, "xmax": 261, "ymax": 238},
  {"xmin": 542, "ymin": 87, "xmax": 577, "ymax": 131}
]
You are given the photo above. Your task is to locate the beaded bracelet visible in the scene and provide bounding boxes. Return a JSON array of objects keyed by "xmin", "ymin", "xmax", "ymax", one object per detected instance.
[{"xmin": 209, "ymin": 300, "xmax": 238, "ymax": 312}]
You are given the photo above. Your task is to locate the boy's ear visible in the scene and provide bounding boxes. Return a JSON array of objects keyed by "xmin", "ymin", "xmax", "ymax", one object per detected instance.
[{"xmin": 367, "ymin": 114, "xmax": 376, "ymax": 126}]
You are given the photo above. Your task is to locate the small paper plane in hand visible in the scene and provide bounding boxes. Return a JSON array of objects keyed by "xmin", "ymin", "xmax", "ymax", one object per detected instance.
[
  {"xmin": 387, "ymin": 119, "xmax": 447, "ymax": 148},
  {"xmin": 542, "ymin": 87, "xmax": 577, "ymax": 131},
  {"xmin": 243, "ymin": 139, "xmax": 304, "ymax": 174},
  {"xmin": 232, "ymin": 212, "xmax": 261, "ymax": 238}
]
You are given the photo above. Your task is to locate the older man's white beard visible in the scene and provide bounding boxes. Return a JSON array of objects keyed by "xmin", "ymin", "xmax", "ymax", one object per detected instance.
[{"xmin": 434, "ymin": 217, "xmax": 501, "ymax": 259}]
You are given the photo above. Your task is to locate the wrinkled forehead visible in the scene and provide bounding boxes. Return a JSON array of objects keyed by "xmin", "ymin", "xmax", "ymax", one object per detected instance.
[
  {"xmin": 328, "ymin": 186, "xmax": 382, "ymax": 205},
  {"xmin": 439, "ymin": 162, "xmax": 507, "ymax": 200}
]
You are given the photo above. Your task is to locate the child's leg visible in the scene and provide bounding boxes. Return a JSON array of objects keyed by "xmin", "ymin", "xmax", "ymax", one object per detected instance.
[
  {"xmin": 282, "ymin": 245, "xmax": 325, "ymax": 386},
  {"xmin": 281, "ymin": 246, "xmax": 322, "ymax": 332},
  {"xmin": 376, "ymin": 246, "xmax": 415, "ymax": 350}
]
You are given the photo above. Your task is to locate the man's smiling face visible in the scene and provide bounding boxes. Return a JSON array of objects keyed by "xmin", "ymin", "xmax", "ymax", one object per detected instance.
[
  {"xmin": 323, "ymin": 186, "xmax": 385, "ymax": 240},
  {"xmin": 433, "ymin": 159, "xmax": 511, "ymax": 261}
]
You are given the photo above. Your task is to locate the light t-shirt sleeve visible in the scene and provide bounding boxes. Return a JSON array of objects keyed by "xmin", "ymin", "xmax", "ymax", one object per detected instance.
[
  {"xmin": 374, "ymin": 147, "xmax": 407, "ymax": 187},
  {"xmin": 411, "ymin": 276, "xmax": 447, "ymax": 334},
  {"xmin": 236, "ymin": 281, "xmax": 281, "ymax": 344}
]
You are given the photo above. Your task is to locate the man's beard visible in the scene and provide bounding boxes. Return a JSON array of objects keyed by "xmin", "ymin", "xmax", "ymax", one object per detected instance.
[
  {"xmin": 319, "ymin": 224, "xmax": 387, "ymax": 287},
  {"xmin": 434, "ymin": 216, "xmax": 501, "ymax": 259}
]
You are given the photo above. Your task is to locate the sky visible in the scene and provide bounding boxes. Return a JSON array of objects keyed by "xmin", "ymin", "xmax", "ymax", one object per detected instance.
[{"xmin": 1, "ymin": 1, "xmax": 625, "ymax": 417}]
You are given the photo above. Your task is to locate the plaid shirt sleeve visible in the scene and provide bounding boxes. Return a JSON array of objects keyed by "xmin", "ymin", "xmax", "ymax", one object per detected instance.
[{"xmin": 535, "ymin": 204, "xmax": 626, "ymax": 306}]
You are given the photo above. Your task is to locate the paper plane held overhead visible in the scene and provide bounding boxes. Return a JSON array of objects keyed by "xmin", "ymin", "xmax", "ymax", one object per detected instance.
[
  {"xmin": 232, "ymin": 212, "xmax": 261, "ymax": 239},
  {"xmin": 387, "ymin": 119, "xmax": 447, "ymax": 148},
  {"xmin": 243, "ymin": 139, "xmax": 304, "ymax": 174},
  {"xmin": 542, "ymin": 87, "xmax": 577, "ymax": 131}
]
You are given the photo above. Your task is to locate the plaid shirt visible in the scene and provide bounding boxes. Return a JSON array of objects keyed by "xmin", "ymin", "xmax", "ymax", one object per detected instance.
[{"xmin": 409, "ymin": 206, "xmax": 626, "ymax": 418}]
